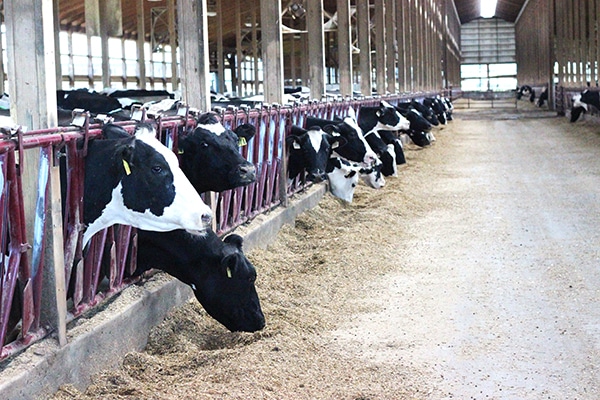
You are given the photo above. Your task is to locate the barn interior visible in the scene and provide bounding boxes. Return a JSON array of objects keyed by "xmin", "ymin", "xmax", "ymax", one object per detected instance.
[{"xmin": 0, "ymin": 1, "xmax": 598, "ymax": 398}]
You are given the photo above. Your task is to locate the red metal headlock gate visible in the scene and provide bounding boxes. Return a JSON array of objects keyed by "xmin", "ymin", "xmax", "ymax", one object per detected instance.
[{"xmin": 0, "ymin": 95, "xmax": 419, "ymax": 361}]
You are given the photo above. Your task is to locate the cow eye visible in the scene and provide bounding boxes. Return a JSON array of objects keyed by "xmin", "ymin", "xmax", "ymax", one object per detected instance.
[{"xmin": 151, "ymin": 166, "xmax": 163, "ymax": 173}]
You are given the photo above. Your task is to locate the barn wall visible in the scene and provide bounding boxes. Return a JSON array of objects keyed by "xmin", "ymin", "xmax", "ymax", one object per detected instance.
[{"xmin": 515, "ymin": 0, "xmax": 551, "ymax": 87}]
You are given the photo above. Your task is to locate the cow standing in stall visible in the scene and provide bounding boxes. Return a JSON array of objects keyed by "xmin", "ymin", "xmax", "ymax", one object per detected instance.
[{"xmin": 571, "ymin": 90, "xmax": 600, "ymax": 122}]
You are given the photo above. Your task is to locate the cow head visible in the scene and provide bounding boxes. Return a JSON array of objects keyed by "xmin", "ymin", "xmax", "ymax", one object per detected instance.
[
  {"xmin": 286, "ymin": 125, "xmax": 346, "ymax": 183},
  {"xmin": 135, "ymin": 229, "xmax": 265, "ymax": 333},
  {"xmin": 178, "ymin": 112, "xmax": 257, "ymax": 193},
  {"xmin": 190, "ymin": 233, "xmax": 265, "ymax": 332},
  {"xmin": 571, "ymin": 94, "xmax": 588, "ymax": 122},
  {"xmin": 359, "ymin": 161, "xmax": 386, "ymax": 189},
  {"xmin": 83, "ymin": 123, "xmax": 212, "ymax": 248},
  {"xmin": 326, "ymin": 157, "xmax": 360, "ymax": 203}
]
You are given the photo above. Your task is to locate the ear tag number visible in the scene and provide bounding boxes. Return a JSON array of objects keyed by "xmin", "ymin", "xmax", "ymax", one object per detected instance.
[{"xmin": 123, "ymin": 159, "xmax": 132, "ymax": 175}]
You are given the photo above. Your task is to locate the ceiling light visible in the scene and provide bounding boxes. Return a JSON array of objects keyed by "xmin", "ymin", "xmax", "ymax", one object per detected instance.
[{"xmin": 480, "ymin": 0, "xmax": 497, "ymax": 18}]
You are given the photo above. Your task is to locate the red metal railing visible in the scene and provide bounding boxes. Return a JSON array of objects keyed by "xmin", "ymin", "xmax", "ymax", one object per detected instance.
[{"xmin": 0, "ymin": 94, "xmax": 424, "ymax": 361}]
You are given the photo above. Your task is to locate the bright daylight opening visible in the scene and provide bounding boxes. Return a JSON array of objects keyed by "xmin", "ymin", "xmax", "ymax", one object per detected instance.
[{"xmin": 480, "ymin": 0, "xmax": 497, "ymax": 18}]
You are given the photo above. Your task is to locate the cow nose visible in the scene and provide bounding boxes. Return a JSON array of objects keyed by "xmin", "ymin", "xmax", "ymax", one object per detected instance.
[
  {"xmin": 201, "ymin": 210, "xmax": 213, "ymax": 226},
  {"xmin": 240, "ymin": 164, "xmax": 256, "ymax": 176}
]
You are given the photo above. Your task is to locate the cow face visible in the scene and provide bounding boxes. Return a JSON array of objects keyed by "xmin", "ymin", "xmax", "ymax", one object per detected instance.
[
  {"xmin": 378, "ymin": 130, "xmax": 407, "ymax": 164},
  {"xmin": 179, "ymin": 115, "xmax": 257, "ymax": 193},
  {"xmin": 286, "ymin": 126, "xmax": 345, "ymax": 183},
  {"xmin": 135, "ymin": 229, "xmax": 265, "ymax": 333},
  {"xmin": 191, "ymin": 234, "xmax": 265, "ymax": 332},
  {"xmin": 305, "ymin": 111, "xmax": 378, "ymax": 166},
  {"xmin": 363, "ymin": 131, "xmax": 397, "ymax": 177},
  {"xmin": 359, "ymin": 161, "xmax": 386, "ymax": 189},
  {"xmin": 83, "ymin": 123, "xmax": 212, "ymax": 248},
  {"xmin": 326, "ymin": 157, "xmax": 360, "ymax": 202},
  {"xmin": 371, "ymin": 101, "xmax": 411, "ymax": 131},
  {"xmin": 411, "ymin": 100, "xmax": 439, "ymax": 126},
  {"xmin": 571, "ymin": 94, "xmax": 588, "ymax": 122}
]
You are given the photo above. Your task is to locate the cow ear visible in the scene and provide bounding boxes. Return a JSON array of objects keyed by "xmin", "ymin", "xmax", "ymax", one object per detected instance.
[
  {"xmin": 327, "ymin": 134, "xmax": 347, "ymax": 149},
  {"xmin": 285, "ymin": 135, "xmax": 301, "ymax": 150},
  {"xmin": 233, "ymin": 123, "xmax": 256, "ymax": 142},
  {"xmin": 117, "ymin": 140, "xmax": 136, "ymax": 174},
  {"xmin": 322, "ymin": 124, "xmax": 341, "ymax": 136},
  {"xmin": 224, "ymin": 234, "xmax": 244, "ymax": 250}
]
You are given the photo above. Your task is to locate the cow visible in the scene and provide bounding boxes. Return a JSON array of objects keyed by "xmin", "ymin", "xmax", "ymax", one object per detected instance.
[
  {"xmin": 570, "ymin": 90, "xmax": 600, "ymax": 122},
  {"xmin": 537, "ymin": 87, "xmax": 549, "ymax": 107},
  {"xmin": 286, "ymin": 125, "xmax": 345, "ymax": 184},
  {"xmin": 178, "ymin": 112, "xmax": 257, "ymax": 193},
  {"xmin": 135, "ymin": 228, "xmax": 265, "ymax": 332},
  {"xmin": 395, "ymin": 103, "xmax": 433, "ymax": 147},
  {"xmin": 410, "ymin": 99, "xmax": 440, "ymax": 126},
  {"xmin": 57, "ymin": 89, "xmax": 130, "ymax": 125},
  {"xmin": 357, "ymin": 101, "xmax": 411, "ymax": 176},
  {"xmin": 305, "ymin": 108, "xmax": 379, "ymax": 166},
  {"xmin": 424, "ymin": 97, "xmax": 448, "ymax": 125},
  {"xmin": 326, "ymin": 157, "xmax": 360, "ymax": 202},
  {"xmin": 517, "ymin": 85, "xmax": 535, "ymax": 102},
  {"xmin": 82, "ymin": 122, "xmax": 213, "ymax": 247},
  {"xmin": 378, "ymin": 130, "xmax": 408, "ymax": 164}
]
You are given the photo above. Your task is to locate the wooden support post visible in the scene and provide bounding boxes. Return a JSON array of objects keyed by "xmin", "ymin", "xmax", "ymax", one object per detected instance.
[
  {"xmin": 137, "ymin": 0, "xmax": 147, "ymax": 89},
  {"xmin": 373, "ymin": 0, "xmax": 386, "ymax": 94},
  {"xmin": 337, "ymin": 0, "xmax": 353, "ymax": 97},
  {"xmin": 236, "ymin": 0, "xmax": 244, "ymax": 96},
  {"xmin": 307, "ymin": 0, "xmax": 325, "ymax": 101},
  {"xmin": 385, "ymin": 0, "xmax": 397, "ymax": 94},
  {"xmin": 168, "ymin": 0, "xmax": 178, "ymax": 92},
  {"xmin": 260, "ymin": 0, "xmax": 284, "ymax": 104},
  {"xmin": 356, "ymin": 0, "xmax": 372, "ymax": 96},
  {"xmin": 217, "ymin": 0, "xmax": 225, "ymax": 93},
  {"xmin": 177, "ymin": 0, "xmax": 211, "ymax": 111}
]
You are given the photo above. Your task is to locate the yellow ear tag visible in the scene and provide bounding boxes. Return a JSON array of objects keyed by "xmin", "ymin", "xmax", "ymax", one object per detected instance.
[
  {"xmin": 226, "ymin": 267, "xmax": 232, "ymax": 278},
  {"xmin": 122, "ymin": 159, "xmax": 131, "ymax": 175},
  {"xmin": 238, "ymin": 137, "xmax": 247, "ymax": 147},
  {"xmin": 178, "ymin": 148, "xmax": 184, "ymax": 154}
]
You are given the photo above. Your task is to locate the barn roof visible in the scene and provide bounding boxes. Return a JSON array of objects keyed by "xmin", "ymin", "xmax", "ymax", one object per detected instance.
[{"xmin": 1, "ymin": 0, "xmax": 529, "ymax": 48}]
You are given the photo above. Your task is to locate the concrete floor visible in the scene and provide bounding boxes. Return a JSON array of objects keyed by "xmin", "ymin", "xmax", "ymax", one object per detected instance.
[{"xmin": 333, "ymin": 105, "xmax": 600, "ymax": 399}]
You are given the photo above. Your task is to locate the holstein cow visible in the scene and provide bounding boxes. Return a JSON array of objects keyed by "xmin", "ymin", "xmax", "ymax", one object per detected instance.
[
  {"xmin": 135, "ymin": 228, "xmax": 265, "ymax": 332},
  {"xmin": 424, "ymin": 97, "xmax": 448, "ymax": 125},
  {"xmin": 537, "ymin": 87, "xmax": 549, "ymax": 107},
  {"xmin": 571, "ymin": 90, "xmax": 600, "ymax": 122},
  {"xmin": 326, "ymin": 157, "xmax": 360, "ymax": 202},
  {"xmin": 57, "ymin": 89, "xmax": 130, "ymax": 125},
  {"xmin": 178, "ymin": 112, "xmax": 257, "ymax": 193},
  {"xmin": 516, "ymin": 85, "xmax": 535, "ymax": 102},
  {"xmin": 286, "ymin": 125, "xmax": 345, "ymax": 184},
  {"xmin": 83, "ymin": 123, "xmax": 213, "ymax": 247},
  {"xmin": 395, "ymin": 102, "xmax": 433, "ymax": 147},
  {"xmin": 411, "ymin": 99, "xmax": 440, "ymax": 126},
  {"xmin": 357, "ymin": 101, "xmax": 411, "ymax": 177},
  {"xmin": 305, "ymin": 108, "xmax": 379, "ymax": 166},
  {"xmin": 303, "ymin": 112, "xmax": 385, "ymax": 192}
]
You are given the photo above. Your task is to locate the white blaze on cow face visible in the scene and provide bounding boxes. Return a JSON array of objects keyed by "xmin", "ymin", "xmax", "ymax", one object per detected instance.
[
  {"xmin": 572, "ymin": 94, "xmax": 589, "ymax": 111},
  {"xmin": 327, "ymin": 158, "xmax": 361, "ymax": 203},
  {"xmin": 380, "ymin": 100, "xmax": 411, "ymax": 131},
  {"xmin": 307, "ymin": 128, "xmax": 326, "ymax": 152},
  {"xmin": 82, "ymin": 125, "xmax": 213, "ymax": 248},
  {"xmin": 197, "ymin": 121, "xmax": 227, "ymax": 136}
]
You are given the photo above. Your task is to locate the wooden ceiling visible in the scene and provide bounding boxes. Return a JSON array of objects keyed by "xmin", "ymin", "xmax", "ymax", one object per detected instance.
[{"xmin": 2, "ymin": 1, "xmax": 528, "ymax": 49}]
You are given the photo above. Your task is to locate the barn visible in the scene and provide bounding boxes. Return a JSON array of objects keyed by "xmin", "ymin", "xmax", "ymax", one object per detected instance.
[{"xmin": 0, "ymin": 0, "xmax": 599, "ymax": 398}]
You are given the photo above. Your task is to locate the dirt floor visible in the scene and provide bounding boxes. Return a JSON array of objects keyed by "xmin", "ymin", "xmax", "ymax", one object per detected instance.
[{"xmin": 51, "ymin": 100, "xmax": 600, "ymax": 400}]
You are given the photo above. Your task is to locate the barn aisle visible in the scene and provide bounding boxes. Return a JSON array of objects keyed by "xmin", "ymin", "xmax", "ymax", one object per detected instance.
[{"xmin": 331, "ymin": 107, "xmax": 600, "ymax": 399}]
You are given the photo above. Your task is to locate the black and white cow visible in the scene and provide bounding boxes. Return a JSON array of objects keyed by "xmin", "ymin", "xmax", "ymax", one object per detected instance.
[
  {"xmin": 424, "ymin": 97, "xmax": 448, "ymax": 125},
  {"xmin": 178, "ymin": 112, "xmax": 257, "ymax": 193},
  {"xmin": 395, "ymin": 102, "xmax": 433, "ymax": 147},
  {"xmin": 135, "ymin": 228, "xmax": 265, "ymax": 332},
  {"xmin": 537, "ymin": 87, "xmax": 548, "ymax": 107},
  {"xmin": 571, "ymin": 90, "xmax": 600, "ymax": 122},
  {"xmin": 357, "ymin": 101, "xmax": 411, "ymax": 176},
  {"xmin": 305, "ymin": 108, "xmax": 379, "ymax": 166},
  {"xmin": 517, "ymin": 85, "xmax": 535, "ymax": 102},
  {"xmin": 286, "ymin": 125, "xmax": 345, "ymax": 183},
  {"xmin": 326, "ymin": 157, "xmax": 360, "ymax": 202},
  {"xmin": 83, "ymin": 123, "xmax": 213, "ymax": 247},
  {"xmin": 378, "ymin": 130, "xmax": 408, "ymax": 164},
  {"xmin": 410, "ymin": 99, "xmax": 440, "ymax": 126},
  {"xmin": 57, "ymin": 89, "xmax": 130, "ymax": 125}
]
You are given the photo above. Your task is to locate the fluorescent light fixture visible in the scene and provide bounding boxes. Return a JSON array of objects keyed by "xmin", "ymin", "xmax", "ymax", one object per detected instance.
[{"xmin": 480, "ymin": 0, "xmax": 497, "ymax": 18}]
